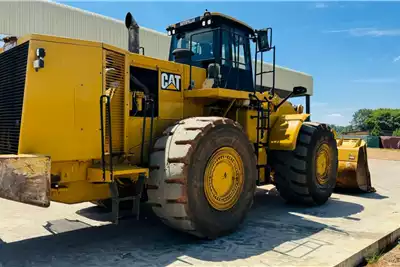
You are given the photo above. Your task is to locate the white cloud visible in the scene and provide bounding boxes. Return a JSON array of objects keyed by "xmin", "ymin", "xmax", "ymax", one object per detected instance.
[
  {"xmin": 393, "ymin": 56, "xmax": 400, "ymax": 63},
  {"xmin": 315, "ymin": 2, "xmax": 328, "ymax": 8},
  {"xmin": 325, "ymin": 27, "xmax": 400, "ymax": 37},
  {"xmin": 324, "ymin": 113, "xmax": 350, "ymax": 126},
  {"xmin": 328, "ymin": 113, "xmax": 343, "ymax": 117},
  {"xmin": 312, "ymin": 113, "xmax": 350, "ymax": 126}
]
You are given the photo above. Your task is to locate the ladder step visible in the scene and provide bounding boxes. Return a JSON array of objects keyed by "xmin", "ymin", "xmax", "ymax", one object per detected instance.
[
  {"xmin": 256, "ymin": 164, "xmax": 269, "ymax": 169},
  {"xmin": 250, "ymin": 115, "xmax": 270, "ymax": 119},
  {"xmin": 254, "ymin": 142, "xmax": 269, "ymax": 147},
  {"xmin": 257, "ymin": 127, "xmax": 269, "ymax": 130},
  {"xmin": 87, "ymin": 164, "xmax": 149, "ymax": 182},
  {"xmin": 118, "ymin": 196, "xmax": 140, "ymax": 201}
]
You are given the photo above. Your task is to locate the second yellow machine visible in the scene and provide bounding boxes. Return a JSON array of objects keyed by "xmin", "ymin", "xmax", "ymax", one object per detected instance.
[{"xmin": 0, "ymin": 11, "xmax": 373, "ymax": 239}]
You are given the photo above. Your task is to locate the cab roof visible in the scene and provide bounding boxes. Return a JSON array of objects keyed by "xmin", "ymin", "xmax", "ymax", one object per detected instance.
[{"xmin": 167, "ymin": 11, "xmax": 254, "ymax": 35}]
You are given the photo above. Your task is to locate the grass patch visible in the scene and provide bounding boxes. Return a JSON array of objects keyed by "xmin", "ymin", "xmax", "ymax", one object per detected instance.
[
  {"xmin": 361, "ymin": 240, "xmax": 399, "ymax": 266},
  {"xmin": 366, "ymin": 251, "xmax": 383, "ymax": 264}
]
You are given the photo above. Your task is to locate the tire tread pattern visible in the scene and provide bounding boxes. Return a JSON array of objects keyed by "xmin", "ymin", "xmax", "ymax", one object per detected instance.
[
  {"xmin": 147, "ymin": 117, "xmax": 253, "ymax": 238},
  {"xmin": 271, "ymin": 122, "xmax": 337, "ymax": 205}
]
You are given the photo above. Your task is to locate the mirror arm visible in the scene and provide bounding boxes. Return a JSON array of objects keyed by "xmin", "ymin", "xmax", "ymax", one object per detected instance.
[{"xmin": 275, "ymin": 92, "xmax": 294, "ymax": 110}]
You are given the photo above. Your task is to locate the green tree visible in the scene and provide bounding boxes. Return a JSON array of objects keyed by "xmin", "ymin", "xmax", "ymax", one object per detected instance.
[
  {"xmin": 393, "ymin": 128, "xmax": 400, "ymax": 137},
  {"xmin": 370, "ymin": 125, "xmax": 383, "ymax": 136},
  {"xmin": 329, "ymin": 124, "xmax": 344, "ymax": 133},
  {"xmin": 357, "ymin": 108, "xmax": 400, "ymax": 136},
  {"xmin": 351, "ymin": 109, "xmax": 373, "ymax": 131},
  {"xmin": 328, "ymin": 109, "xmax": 400, "ymax": 136},
  {"xmin": 328, "ymin": 124, "xmax": 354, "ymax": 136}
]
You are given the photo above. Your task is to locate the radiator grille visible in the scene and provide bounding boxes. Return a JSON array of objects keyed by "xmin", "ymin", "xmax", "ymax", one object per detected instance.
[
  {"xmin": 104, "ymin": 49, "xmax": 125, "ymax": 154},
  {"xmin": 0, "ymin": 42, "xmax": 29, "ymax": 154}
]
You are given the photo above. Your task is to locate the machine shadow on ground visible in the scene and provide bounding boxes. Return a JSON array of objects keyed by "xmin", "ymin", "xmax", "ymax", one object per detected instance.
[
  {"xmin": 334, "ymin": 188, "xmax": 388, "ymax": 200},
  {"xmin": 0, "ymin": 188, "xmax": 366, "ymax": 267}
]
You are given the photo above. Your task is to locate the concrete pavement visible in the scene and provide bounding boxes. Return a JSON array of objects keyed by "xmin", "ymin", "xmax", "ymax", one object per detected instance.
[{"xmin": 0, "ymin": 158, "xmax": 399, "ymax": 267}]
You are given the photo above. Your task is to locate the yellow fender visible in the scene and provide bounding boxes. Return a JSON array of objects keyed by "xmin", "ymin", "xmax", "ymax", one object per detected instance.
[{"xmin": 269, "ymin": 114, "xmax": 310, "ymax": 151}]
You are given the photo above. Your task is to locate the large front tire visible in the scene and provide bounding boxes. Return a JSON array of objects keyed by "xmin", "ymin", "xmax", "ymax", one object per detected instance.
[
  {"xmin": 147, "ymin": 117, "xmax": 257, "ymax": 239},
  {"xmin": 270, "ymin": 122, "xmax": 338, "ymax": 205}
]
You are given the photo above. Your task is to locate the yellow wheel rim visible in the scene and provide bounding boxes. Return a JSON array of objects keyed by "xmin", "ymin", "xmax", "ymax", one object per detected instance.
[
  {"xmin": 316, "ymin": 143, "xmax": 331, "ymax": 185},
  {"xmin": 204, "ymin": 147, "xmax": 244, "ymax": 211}
]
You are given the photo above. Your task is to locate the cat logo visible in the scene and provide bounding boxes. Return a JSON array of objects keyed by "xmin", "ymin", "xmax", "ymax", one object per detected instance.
[{"xmin": 161, "ymin": 72, "xmax": 181, "ymax": 91}]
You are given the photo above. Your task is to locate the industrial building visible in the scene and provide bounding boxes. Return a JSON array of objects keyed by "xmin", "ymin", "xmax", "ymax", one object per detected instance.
[{"xmin": 0, "ymin": 0, "xmax": 313, "ymax": 96}]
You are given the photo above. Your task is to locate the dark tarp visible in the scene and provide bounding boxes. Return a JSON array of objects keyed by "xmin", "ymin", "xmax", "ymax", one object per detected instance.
[{"xmin": 380, "ymin": 136, "xmax": 400, "ymax": 149}]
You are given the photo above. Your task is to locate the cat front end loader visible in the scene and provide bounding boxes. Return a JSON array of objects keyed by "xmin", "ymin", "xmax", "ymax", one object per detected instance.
[{"xmin": 0, "ymin": 10, "xmax": 373, "ymax": 239}]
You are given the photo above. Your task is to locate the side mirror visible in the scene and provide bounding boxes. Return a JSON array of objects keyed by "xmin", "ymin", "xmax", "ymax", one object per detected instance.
[
  {"xmin": 293, "ymin": 86, "xmax": 307, "ymax": 96},
  {"xmin": 256, "ymin": 28, "xmax": 272, "ymax": 52}
]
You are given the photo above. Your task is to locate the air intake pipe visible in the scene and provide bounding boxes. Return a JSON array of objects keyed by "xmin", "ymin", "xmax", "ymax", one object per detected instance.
[{"xmin": 125, "ymin": 12, "xmax": 140, "ymax": 54}]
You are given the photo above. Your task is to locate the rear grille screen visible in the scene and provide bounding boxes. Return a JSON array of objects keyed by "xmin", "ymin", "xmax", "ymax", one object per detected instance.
[
  {"xmin": 0, "ymin": 42, "xmax": 29, "ymax": 154},
  {"xmin": 104, "ymin": 49, "xmax": 125, "ymax": 154}
]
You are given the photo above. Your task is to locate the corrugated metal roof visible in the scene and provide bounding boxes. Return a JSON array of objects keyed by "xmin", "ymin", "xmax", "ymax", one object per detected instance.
[{"xmin": 0, "ymin": 0, "xmax": 170, "ymax": 59}]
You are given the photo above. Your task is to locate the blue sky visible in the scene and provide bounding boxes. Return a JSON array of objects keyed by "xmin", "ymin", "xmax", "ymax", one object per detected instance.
[{"xmin": 29, "ymin": 1, "xmax": 400, "ymax": 125}]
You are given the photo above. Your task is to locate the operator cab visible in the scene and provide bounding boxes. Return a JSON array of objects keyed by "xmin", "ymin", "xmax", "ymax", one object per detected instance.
[{"xmin": 167, "ymin": 11, "xmax": 256, "ymax": 91}]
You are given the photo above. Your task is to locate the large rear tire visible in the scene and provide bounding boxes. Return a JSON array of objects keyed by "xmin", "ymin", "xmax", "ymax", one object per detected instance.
[
  {"xmin": 270, "ymin": 122, "xmax": 338, "ymax": 205},
  {"xmin": 147, "ymin": 117, "xmax": 257, "ymax": 239}
]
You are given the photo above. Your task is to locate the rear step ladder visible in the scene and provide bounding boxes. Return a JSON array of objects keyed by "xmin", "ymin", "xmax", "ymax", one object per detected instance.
[
  {"xmin": 249, "ymin": 95, "xmax": 272, "ymax": 186},
  {"xmin": 249, "ymin": 28, "xmax": 276, "ymax": 186},
  {"xmin": 99, "ymin": 94, "xmax": 149, "ymax": 224}
]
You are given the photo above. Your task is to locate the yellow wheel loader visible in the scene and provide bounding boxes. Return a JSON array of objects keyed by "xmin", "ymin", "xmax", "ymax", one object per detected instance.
[{"xmin": 0, "ymin": 11, "xmax": 374, "ymax": 239}]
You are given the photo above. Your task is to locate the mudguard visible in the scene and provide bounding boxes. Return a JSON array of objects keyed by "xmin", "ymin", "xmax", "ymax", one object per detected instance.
[
  {"xmin": 269, "ymin": 114, "xmax": 310, "ymax": 150},
  {"xmin": 0, "ymin": 154, "xmax": 51, "ymax": 207}
]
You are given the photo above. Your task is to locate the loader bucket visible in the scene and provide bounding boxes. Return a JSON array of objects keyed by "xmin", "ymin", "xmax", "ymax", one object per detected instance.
[
  {"xmin": 335, "ymin": 138, "xmax": 375, "ymax": 193},
  {"xmin": 0, "ymin": 154, "xmax": 51, "ymax": 207}
]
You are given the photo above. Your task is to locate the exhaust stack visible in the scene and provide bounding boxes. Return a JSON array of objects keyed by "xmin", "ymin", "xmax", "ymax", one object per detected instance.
[{"xmin": 125, "ymin": 12, "xmax": 140, "ymax": 54}]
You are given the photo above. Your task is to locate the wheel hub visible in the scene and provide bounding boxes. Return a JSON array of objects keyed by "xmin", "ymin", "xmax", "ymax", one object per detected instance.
[
  {"xmin": 204, "ymin": 147, "xmax": 244, "ymax": 211},
  {"xmin": 316, "ymin": 143, "xmax": 331, "ymax": 185}
]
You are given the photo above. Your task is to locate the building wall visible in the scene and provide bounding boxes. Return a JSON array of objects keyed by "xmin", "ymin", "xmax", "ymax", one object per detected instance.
[
  {"xmin": 0, "ymin": 0, "xmax": 313, "ymax": 95},
  {"xmin": 0, "ymin": 0, "xmax": 170, "ymax": 60}
]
